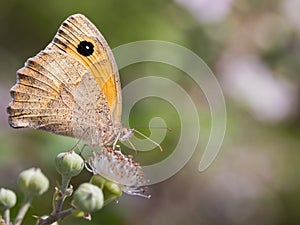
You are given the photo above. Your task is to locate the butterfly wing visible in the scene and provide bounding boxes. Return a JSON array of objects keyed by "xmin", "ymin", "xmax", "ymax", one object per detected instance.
[
  {"xmin": 7, "ymin": 14, "xmax": 126, "ymax": 145},
  {"xmin": 46, "ymin": 14, "xmax": 123, "ymax": 127},
  {"xmin": 7, "ymin": 50, "xmax": 115, "ymax": 146}
]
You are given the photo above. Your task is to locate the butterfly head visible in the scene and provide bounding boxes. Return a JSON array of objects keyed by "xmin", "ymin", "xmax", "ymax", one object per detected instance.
[{"xmin": 118, "ymin": 127, "xmax": 134, "ymax": 141}]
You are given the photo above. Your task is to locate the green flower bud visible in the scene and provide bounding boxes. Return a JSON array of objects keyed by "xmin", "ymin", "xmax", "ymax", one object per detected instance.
[
  {"xmin": 0, "ymin": 188, "xmax": 17, "ymax": 210},
  {"xmin": 90, "ymin": 175, "xmax": 122, "ymax": 198},
  {"xmin": 55, "ymin": 151, "xmax": 84, "ymax": 178},
  {"xmin": 90, "ymin": 175, "xmax": 106, "ymax": 189},
  {"xmin": 72, "ymin": 183, "xmax": 103, "ymax": 213},
  {"xmin": 18, "ymin": 168, "xmax": 49, "ymax": 197},
  {"xmin": 104, "ymin": 181, "xmax": 122, "ymax": 198}
]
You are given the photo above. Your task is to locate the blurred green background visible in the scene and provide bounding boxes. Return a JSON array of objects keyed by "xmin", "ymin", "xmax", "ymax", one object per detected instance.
[{"xmin": 1, "ymin": 0, "xmax": 300, "ymax": 224}]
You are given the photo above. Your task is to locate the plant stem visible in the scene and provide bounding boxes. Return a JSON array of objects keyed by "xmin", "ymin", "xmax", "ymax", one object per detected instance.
[
  {"xmin": 37, "ymin": 176, "xmax": 73, "ymax": 225},
  {"xmin": 55, "ymin": 175, "xmax": 71, "ymax": 213},
  {"xmin": 37, "ymin": 208, "xmax": 73, "ymax": 225},
  {"xmin": 4, "ymin": 209, "xmax": 10, "ymax": 225},
  {"xmin": 14, "ymin": 196, "xmax": 32, "ymax": 225},
  {"xmin": 60, "ymin": 175, "xmax": 70, "ymax": 195}
]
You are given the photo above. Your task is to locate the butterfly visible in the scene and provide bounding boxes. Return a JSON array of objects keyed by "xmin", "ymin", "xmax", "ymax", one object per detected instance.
[{"xmin": 7, "ymin": 14, "xmax": 133, "ymax": 147}]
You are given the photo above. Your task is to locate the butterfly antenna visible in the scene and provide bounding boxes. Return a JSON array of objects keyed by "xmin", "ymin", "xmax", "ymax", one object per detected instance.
[
  {"xmin": 134, "ymin": 126, "xmax": 173, "ymax": 132},
  {"xmin": 134, "ymin": 129, "xmax": 163, "ymax": 152},
  {"xmin": 152, "ymin": 127, "xmax": 172, "ymax": 132}
]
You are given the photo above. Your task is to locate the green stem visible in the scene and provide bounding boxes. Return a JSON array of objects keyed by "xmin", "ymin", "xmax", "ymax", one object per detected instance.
[
  {"xmin": 41, "ymin": 176, "xmax": 73, "ymax": 225},
  {"xmin": 14, "ymin": 196, "xmax": 32, "ymax": 225},
  {"xmin": 4, "ymin": 209, "xmax": 10, "ymax": 225},
  {"xmin": 60, "ymin": 175, "xmax": 70, "ymax": 195},
  {"xmin": 55, "ymin": 175, "xmax": 71, "ymax": 213}
]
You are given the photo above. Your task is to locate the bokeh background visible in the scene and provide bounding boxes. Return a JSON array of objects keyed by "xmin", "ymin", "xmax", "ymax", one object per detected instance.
[{"xmin": 1, "ymin": 0, "xmax": 300, "ymax": 224}]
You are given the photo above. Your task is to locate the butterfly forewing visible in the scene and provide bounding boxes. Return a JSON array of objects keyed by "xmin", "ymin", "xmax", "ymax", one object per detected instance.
[
  {"xmin": 46, "ymin": 14, "xmax": 123, "ymax": 124},
  {"xmin": 7, "ymin": 14, "xmax": 131, "ymax": 147}
]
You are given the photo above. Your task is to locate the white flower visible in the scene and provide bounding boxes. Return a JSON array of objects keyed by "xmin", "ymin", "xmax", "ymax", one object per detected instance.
[{"xmin": 88, "ymin": 149, "xmax": 150, "ymax": 198}]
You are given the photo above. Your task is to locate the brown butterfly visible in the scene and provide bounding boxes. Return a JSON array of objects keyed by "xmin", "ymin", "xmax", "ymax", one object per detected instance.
[{"xmin": 7, "ymin": 14, "xmax": 133, "ymax": 147}]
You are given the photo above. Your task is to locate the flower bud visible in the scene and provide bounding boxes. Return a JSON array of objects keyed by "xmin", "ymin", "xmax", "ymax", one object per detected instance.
[
  {"xmin": 18, "ymin": 168, "xmax": 49, "ymax": 197},
  {"xmin": 55, "ymin": 151, "xmax": 84, "ymax": 178},
  {"xmin": 90, "ymin": 175, "xmax": 106, "ymax": 189},
  {"xmin": 104, "ymin": 180, "xmax": 122, "ymax": 197},
  {"xmin": 90, "ymin": 175, "xmax": 122, "ymax": 198},
  {"xmin": 0, "ymin": 188, "xmax": 16, "ymax": 210},
  {"xmin": 72, "ymin": 183, "xmax": 103, "ymax": 213}
]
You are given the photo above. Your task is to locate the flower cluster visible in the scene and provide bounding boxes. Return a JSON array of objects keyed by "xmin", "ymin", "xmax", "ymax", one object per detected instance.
[
  {"xmin": 0, "ymin": 147, "xmax": 150, "ymax": 225},
  {"xmin": 88, "ymin": 148, "xmax": 149, "ymax": 198}
]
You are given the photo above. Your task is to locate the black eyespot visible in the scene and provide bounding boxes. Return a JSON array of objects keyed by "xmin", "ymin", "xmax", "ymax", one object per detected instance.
[{"xmin": 77, "ymin": 41, "xmax": 94, "ymax": 56}]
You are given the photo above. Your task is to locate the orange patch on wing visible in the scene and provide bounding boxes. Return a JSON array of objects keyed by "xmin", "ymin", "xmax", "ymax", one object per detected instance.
[{"xmin": 99, "ymin": 76, "xmax": 116, "ymax": 109}]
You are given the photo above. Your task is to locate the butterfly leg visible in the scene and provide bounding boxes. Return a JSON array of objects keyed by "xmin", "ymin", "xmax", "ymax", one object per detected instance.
[{"xmin": 112, "ymin": 132, "xmax": 121, "ymax": 150}]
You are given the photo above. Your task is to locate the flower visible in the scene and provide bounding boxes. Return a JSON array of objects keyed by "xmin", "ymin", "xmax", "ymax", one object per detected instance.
[{"xmin": 87, "ymin": 149, "xmax": 149, "ymax": 198}]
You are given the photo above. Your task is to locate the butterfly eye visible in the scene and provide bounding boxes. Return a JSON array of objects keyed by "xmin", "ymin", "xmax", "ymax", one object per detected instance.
[{"xmin": 77, "ymin": 41, "xmax": 94, "ymax": 56}]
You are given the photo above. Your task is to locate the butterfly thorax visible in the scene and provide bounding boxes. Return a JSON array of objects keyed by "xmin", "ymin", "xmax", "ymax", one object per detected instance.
[
  {"xmin": 117, "ymin": 127, "xmax": 134, "ymax": 141},
  {"xmin": 92, "ymin": 123, "xmax": 133, "ymax": 147}
]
